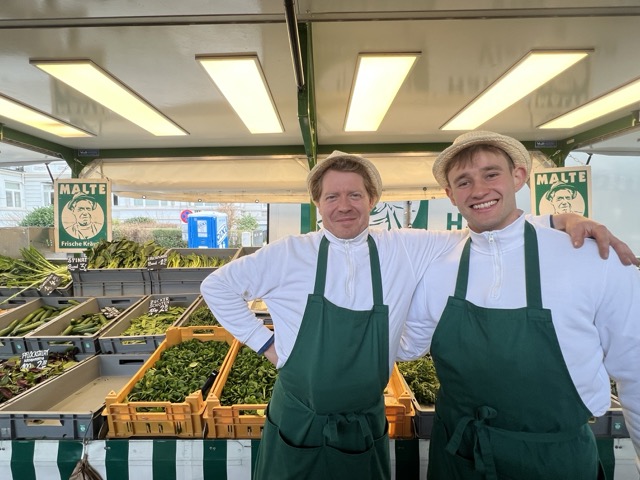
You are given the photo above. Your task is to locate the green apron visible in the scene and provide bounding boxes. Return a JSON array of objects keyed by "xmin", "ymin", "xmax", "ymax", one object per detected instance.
[
  {"xmin": 253, "ymin": 235, "xmax": 391, "ymax": 480},
  {"xmin": 427, "ymin": 221, "xmax": 604, "ymax": 480}
]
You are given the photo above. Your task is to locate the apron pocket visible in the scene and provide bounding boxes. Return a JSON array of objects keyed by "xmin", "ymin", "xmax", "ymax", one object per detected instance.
[
  {"xmin": 323, "ymin": 422, "xmax": 390, "ymax": 479},
  {"xmin": 269, "ymin": 386, "xmax": 323, "ymax": 445},
  {"xmin": 428, "ymin": 415, "xmax": 483, "ymax": 480},
  {"xmin": 254, "ymin": 413, "xmax": 324, "ymax": 480},
  {"xmin": 485, "ymin": 423, "xmax": 600, "ymax": 480}
]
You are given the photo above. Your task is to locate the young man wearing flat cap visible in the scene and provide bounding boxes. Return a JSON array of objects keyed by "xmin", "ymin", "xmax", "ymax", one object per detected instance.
[
  {"xmin": 201, "ymin": 149, "xmax": 635, "ymax": 480},
  {"xmin": 407, "ymin": 131, "xmax": 640, "ymax": 479}
]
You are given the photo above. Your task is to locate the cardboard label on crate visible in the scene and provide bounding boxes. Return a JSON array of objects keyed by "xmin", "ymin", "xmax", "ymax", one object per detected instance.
[
  {"xmin": 38, "ymin": 273, "xmax": 62, "ymax": 295},
  {"xmin": 149, "ymin": 296, "xmax": 170, "ymax": 314},
  {"xmin": 20, "ymin": 349, "xmax": 49, "ymax": 370},
  {"xmin": 147, "ymin": 254, "xmax": 168, "ymax": 270},
  {"xmin": 67, "ymin": 256, "xmax": 88, "ymax": 272}
]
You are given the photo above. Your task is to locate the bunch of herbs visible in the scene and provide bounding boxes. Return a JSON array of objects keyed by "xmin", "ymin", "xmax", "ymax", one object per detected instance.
[
  {"xmin": 127, "ymin": 339, "xmax": 229, "ymax": 405},
  {"xmin": 397, "ymin": 355, "xmax": 440, "ymax": 406}
]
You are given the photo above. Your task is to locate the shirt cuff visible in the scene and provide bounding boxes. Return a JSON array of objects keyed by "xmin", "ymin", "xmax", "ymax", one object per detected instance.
[{"xmin": 257, "ymin": 334, "xmax": 275, "ymax": 355}]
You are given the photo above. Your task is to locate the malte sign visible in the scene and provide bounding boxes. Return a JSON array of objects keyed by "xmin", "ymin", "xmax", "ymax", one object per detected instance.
[
  {"xmin": 530, "ymin": 166, "xmax": 592, "ymax": 218},
  {"xmin": 54, "ymin": 179, "xmax": 112, "ymax": 252}
]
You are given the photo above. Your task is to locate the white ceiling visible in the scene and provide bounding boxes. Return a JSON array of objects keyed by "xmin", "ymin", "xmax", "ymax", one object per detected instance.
[{"xmin": 1, "ymin": 1, "xmax": 640, "ymax": 201}]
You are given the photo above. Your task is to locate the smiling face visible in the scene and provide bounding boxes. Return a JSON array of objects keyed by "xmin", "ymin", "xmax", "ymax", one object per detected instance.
[
  {"xmin": 316, "ymin": 169, "xmax": 375, "ymax": 239},
  {"xmin": 445, "ymin": 147, "xmax": 527, "ymax": 233}
]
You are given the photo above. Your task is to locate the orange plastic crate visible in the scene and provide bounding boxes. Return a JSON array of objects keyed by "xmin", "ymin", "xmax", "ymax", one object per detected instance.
[
  {"xmin": 104, "ymin": 326, "xmax": 234, "ymax": 438},
  {"xmin": 203, "ymin": 340, "xmax": 270, "ymax": 439},
  {"xmin": 205, "ymin": 347, "xmax": 414, "ymax": 439},
  {"xmin": 384, "ymin": 363, "xmax": 416, "ymax": 439}
]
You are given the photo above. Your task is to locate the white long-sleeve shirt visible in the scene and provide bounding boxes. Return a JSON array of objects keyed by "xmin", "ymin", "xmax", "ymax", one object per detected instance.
[
  {"xmin": 406, "ymin": 213, "xmax": 640, "ymax": 466},
  {"xmin": 200, "ymin": 216, "xmax": 550, "ymax": 374},
  {"xmin": 201, "ymin": 227, "xmax": 463, "ymax": 374}
]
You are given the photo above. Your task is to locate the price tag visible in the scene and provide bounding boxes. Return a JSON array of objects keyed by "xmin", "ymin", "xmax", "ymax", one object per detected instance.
[
  {"xmin": 149, "ymin": 296, "xmax": 170, "ymax": 315},
  {"xmin": 20, "ymin": 349, "xmax": 50, "ymax": 370},
  {"xmin": 101, "ymin": 306, "xmax": 121, "ymax": 319},
  {"xmin": 147, "ymin": 255, "xmax": 168, "ymax": 270},
  {"xmin": 67, "ymin": 256, "xmax": 88, "ymax": 272},
  {"xmin": 38, "ymin": 274, "xmax": 62, "ymax": 295}
]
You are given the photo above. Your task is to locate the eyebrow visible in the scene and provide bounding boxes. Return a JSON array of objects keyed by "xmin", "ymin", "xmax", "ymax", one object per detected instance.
[{"xmin": 450, "ymin": 164, "xmax": 504, "ymax": 184}]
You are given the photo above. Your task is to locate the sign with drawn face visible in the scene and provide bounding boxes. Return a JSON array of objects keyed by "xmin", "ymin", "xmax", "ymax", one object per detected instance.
[
  {"xmin": 54, "ymin": 179, "xmax": 112, "ymax": 252},
  {"xmin": 530, "ymin": 166, "xmax": 592, "ymax": 218}
]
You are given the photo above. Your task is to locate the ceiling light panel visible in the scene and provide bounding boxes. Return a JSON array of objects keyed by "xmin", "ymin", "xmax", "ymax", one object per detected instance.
[
  {"xmin": 441, "ymin": 50, "xmax": 591, "ymax": 131},
  {"xmin": 539, "ymin": 77, "xmax": 640, "ymax": 129},
  {"xmin": 30, "ymin": 60, "xmax": 187, "ymax": 136},
  {"xmin": 345, "ymin": 53, "xmax": 420, "ymax": 132},
  {"xmin": 0, "ymin": 94, "xmax": 93, "ymax": 138},
  {"xmin": 197, "ymin": 56, "xmax": 283, "ymax": 134}
]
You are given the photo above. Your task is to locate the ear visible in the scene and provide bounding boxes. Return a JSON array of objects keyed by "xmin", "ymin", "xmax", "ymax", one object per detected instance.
[
  {"xmin": 512, "ymin": 166, "xmax": 528, "ymax": 192},
  {"xmin": 445, "ymin": 186, "xmax": 457, "ymax": 206}
]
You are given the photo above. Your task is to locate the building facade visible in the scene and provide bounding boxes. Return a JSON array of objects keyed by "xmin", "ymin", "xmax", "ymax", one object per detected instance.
[{"xmin": 0, "ymin": 162, "xmax": 268, "ymax": 231}]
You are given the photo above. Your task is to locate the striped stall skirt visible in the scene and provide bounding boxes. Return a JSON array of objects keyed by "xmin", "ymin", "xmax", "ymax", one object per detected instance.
[{"xmin": 0, "ymin": 439, "xmax": 431, "ymax": 480}]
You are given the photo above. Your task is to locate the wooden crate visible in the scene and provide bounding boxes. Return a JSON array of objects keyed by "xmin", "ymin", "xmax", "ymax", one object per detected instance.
[{"xmin": 104, "ymin": 326, "xmax": 234, "ymax": 438}]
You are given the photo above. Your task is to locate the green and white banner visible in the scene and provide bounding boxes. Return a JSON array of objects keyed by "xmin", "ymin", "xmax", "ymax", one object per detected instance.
[{"xmin": 0, "ymin": 439, "xmax": 429, "ymax": 480}]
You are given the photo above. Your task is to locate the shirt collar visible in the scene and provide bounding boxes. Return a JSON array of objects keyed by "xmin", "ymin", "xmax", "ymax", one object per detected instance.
[
  {"xmin": 322, "ymin": 227, "xmax": 369, "ymax": 246},
  {"xmin": 469, "ymin": 211, "xmax": 526, "ymax": 252}
]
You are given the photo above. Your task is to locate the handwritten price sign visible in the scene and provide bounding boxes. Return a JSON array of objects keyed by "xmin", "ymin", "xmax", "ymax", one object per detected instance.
[
  {"xmin": 147, "ymin": 255, "xmax": 168, "ymax": 270},
  {"xmin": 38, "ymin": 274, "xmax": 62, "ymax": 295},
  {"xmin": 149, "ymin": 297, "xmax": 170, "ymax": 315},
  {"xmin": 20, "ymin": 349, "xmax": 50, "ymax": 370}
]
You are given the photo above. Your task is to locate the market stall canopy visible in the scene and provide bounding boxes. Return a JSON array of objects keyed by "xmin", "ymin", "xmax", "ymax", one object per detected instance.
[
  {"xmin": 78, "ymin": 151, "xmax": 554, "ymax": 203},
  {"xmin": 1, "ymin": 0, "xmax": 639, "ymax": 194}
]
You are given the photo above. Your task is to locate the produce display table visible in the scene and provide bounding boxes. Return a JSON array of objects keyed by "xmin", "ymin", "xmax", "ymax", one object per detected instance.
[
  {"xmin": 2, "ymin": 242, "xmax": 636, "ymax": 479},
  {"xmin": 0, "ymin": 438, "xmax": 637, "ymax": 480}
]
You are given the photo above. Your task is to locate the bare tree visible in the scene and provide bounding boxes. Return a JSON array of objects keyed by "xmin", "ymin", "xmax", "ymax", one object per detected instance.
[{"xmin": 215, "ymin": 203, "xmax": 239, "ymax": 229}]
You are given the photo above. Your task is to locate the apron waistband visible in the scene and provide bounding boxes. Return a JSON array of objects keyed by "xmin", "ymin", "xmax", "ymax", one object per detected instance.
[
  {"xmin": 445, "ymin": 406, "xmax": 587, "ymax": 480},
  {"xmin": 323, "ymin": 412, "xmax": 373, "ymax": 445}
]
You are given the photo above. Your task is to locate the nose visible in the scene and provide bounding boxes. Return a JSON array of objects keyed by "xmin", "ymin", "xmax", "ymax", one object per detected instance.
[
  {"xmin": 470, "ymin": 181, "xmax": 490, "ymax": 198},
  {"xmin": 336, "ymin": 196, "xmax": 352, "ymax": 210}
]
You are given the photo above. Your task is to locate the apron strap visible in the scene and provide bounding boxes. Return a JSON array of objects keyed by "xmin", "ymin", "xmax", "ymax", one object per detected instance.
[
  {"xmin": 314, "ymin": 236, "xmax": 330, "ymax": 295},
  {"xmin": 322, "ymin": 413, "xmax": 374, "ymax": 447},
  {"xmin": 454, "ymin": 238, "xmax": 472, "ymax": 299},
  {"xmin": 446, "ymin": 405, "xmax": 587, "ymax": 479},
  {"xmin": 453, "ymin": 222, "xmax": 543, "ymax": 309},
  {"xmin": 445, "ymin": 406, "xmax": 499, "ymax": 480},
  {"xmin": 524, "ymin": 221, "xmax": 543, "ymax": 309},
  {"xmin": 367, "ymin": 235, "xmax": 384, "ymax": 306},
  {"xmin": 314, "ymin": 235, "xmax": 384, "ymax": 305}
]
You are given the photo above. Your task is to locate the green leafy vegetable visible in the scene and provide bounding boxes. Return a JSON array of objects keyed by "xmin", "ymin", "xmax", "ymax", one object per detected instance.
[{"xmin": 397, "ymin": 355, "xmax": 440, "ymax": 406}]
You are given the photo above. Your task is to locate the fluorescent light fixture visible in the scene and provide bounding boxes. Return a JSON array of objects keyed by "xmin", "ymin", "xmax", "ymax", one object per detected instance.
[
  {"xmin": 442, "ymin": 50, "xmax": 590, "ymax": 131},
  {"xmin": 197, "ymin": 55, "xmax": 283, "ymax": 134},
  {"xmin": 30, "ymin": 59, "xmax": 187, "ymax": 136},
  {"xmin": 0, "ymin": 94, "xmax": 93, "ymax": 138},
  {"xmin": 345, "ymin": 53, "xmax": 420, "ymax": 132},
  {"xmin": 539, "ymin": 77, "xmax": 640, "ymax": 129}
]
